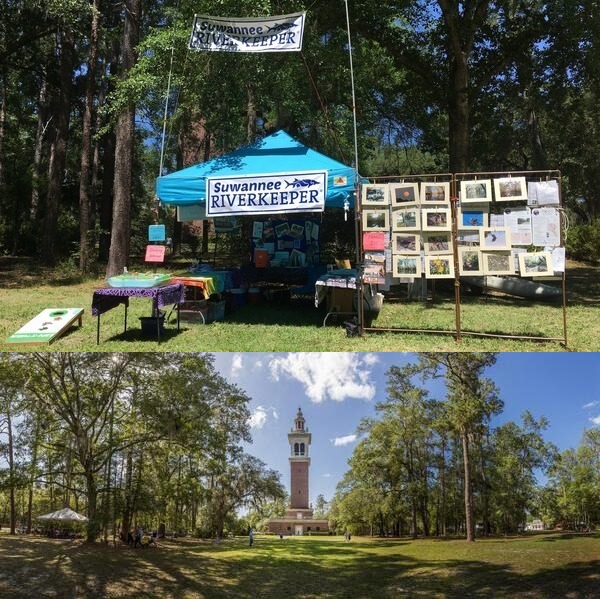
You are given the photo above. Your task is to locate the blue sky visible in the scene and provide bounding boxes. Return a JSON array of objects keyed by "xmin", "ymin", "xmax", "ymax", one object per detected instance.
[{"xmin": 213, "ymin": 353, "xmax": 600, "ymax": 506}]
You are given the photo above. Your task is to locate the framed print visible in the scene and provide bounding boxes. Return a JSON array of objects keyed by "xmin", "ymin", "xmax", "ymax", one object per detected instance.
[
  {"xmin": 392, "ymin": 207, "xmax": 420, "ymax": 231},
  {"xmin": 457, "ymin": 230, "xmax": 481, "ymax": 246},
  {"xmin": 459, "ymin": 208, "xmax": 488, "ymax": 229},
  {"xmin": 482, "ymin": 251, "xmax": 515, "ymax": 275},
  {"xmin": 362, "ymin": 209, "xmax": 389, "ymax": 231},
  {"xmin": 420, "ymin": 181, "xmax": 450, "ymax": 204},
  {"xmin": 390, "ymin": 182, "xmax": 419, "ymax": 206},
  {"xmin": 423, "ymin": 232, "xmax": 452, "ymax": 254},
  {"xmin": 422, "ymin": 208, "xmax": 451, "ymax": 230},
  {"xmin": 460, "ymin": 179, "xmax": 492, "ymax": 204},
  {"xmin": 424, "ymin": 255, "xmax": 455, "ymax": 279},
  {"xmin": 393, "ymin": 233, "xmax": 420, "ymax": 254},
  {"xmin": 458, "ymin": 248, "xmax": 483, "ymax": 275},
  {"xmin": 518, "ymin": 251, "xmax": 554, "ymax": 277},
  {"xmin": 392, "ymin": 254, "xmax": 422, "ymax": 278},
  {"xmin": 481, "ymin": 227, "xmax": 511, "ymax": 251},
  {"xmin": 361, "ymin": 184, "xmax": 389, "ymax": 206},
  {"xmin": 493, "ymin": 176, "xmax": 528, "ymax": 202}
]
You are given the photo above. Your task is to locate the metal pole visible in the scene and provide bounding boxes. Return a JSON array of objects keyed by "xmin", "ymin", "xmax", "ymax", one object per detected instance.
[
  {"xmin": 158, "ymin": 46, "xmax": 176, "ymax": 178},
  {"xmin": 343, "ymin": 0, "xmax": 363, "ymax": 331}
]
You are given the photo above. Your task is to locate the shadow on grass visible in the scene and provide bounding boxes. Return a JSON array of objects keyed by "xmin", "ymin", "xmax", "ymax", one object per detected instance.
[
  {"xmin": 1, "ymin": 535, "xmax": 599, "ymax": 598},
  {"xmin": 218, "ymin": 301, "xmax": 327, "ymax": 328}
]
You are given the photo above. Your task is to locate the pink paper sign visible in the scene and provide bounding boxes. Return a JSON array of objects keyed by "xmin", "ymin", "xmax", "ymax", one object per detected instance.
[
  {"xmin": 145, "ymin": 245, "xmax": 166, "ymax": 262},
  {"xmin": 363, "ymin": 232, "xmax": 385, "ymax": 251}
]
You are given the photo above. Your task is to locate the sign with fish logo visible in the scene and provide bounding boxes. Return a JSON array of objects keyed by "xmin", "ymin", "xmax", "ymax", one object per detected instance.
[
  {"xmin": 206, "ymin": 171, "xmax": 327, "ymax": 217},
  {"xmin": 189, "ymin": 12, "xmax": 305, "ymax": 53}
]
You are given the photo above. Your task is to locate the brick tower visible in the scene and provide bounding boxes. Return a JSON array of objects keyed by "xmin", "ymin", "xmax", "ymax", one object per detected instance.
[{"xmin": 268, "ymin": 408, "xmax": 329, "ymax": 536}]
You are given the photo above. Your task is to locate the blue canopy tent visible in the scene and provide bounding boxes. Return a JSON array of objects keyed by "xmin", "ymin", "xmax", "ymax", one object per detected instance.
[{"xmin": 155, "ymin": 130, "xmax": 356, "ymax": 209}]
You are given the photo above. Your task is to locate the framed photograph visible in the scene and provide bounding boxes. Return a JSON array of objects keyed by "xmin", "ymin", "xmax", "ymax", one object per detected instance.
[
  {"xmin": 420, "ymin": 182, "xmax": 450, "ymax": 204},
  {"xmin": 422, "ymin": 208, "xmax": 451, "ymax": 230},
  {"xmin": 362, "ymin": 209, "xmax": 389, "ymax": 231},
  {"xmin": 459, "ymin": 208, "xmax": 488, "ymax": 229},
  {"xmin": 393, "ymin": 233, "xmax": 420, "ymax": 254},
  {"xmin": 493, "ymin": 176, "xmax": 528, "ymax": 202},
  {"xmin": 361, "ymin": 184, "xmax": 389, "ymax": 206},
  {"xmin": 460, "ymin": 179, "xmax": 492, "ymax": 204},
  {"xmin": 424, "ymin": 255, "xmax": 455, "ymax": 279},
  {"xmin": 275, "ymin": 222, "xmax": 290, "ymax": 237},
  {"xmin": 390, "ymin": 182, "xmax": 419, "ymax": 206},
  {"xmin": 481, "ymin": 227, "xmax": 511, "ymax": 251},
  {"xmin": 458, "ymin": 248, "xmax": 483, "ymax": 275},
  {"xmin": 392, "ymin": 254, "xmax": 422, "ymax": 278},
  {"xmin": 423, "ymin": 232, "xmax": 452, "ymax": 254},
  {"xmin": 482, "ymin": 251, "xmax": 515, "ymax": 275},
  {"xmin": 364, "ymin": 260, "xmax": 386, "ymax": 284},
  {"xmin": 457, "ymin": 230, "xmax": 482, "ymax": 246},
  {"xmin": 392, "ymin": 207, "xmax": 420, "ymax": 231},
  {"xmin": 518, "ymin": 251, "xmax": 554, "ymax": 277}
]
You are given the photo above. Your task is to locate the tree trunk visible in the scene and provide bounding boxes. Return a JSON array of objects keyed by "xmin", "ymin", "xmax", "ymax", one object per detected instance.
[
  {"xmin": 31, "ymin": 75, "xmax": 49, "ymax": 222},
  {"xmin": 106, "ymin": 0, "xmax": 140, "ymax": 277},
  {"xmin": 26, "ymin": 418, "xmax": 40, "ymax": 534},
  {"xmin": 0, "ymin": 73, "xmax": 7, "ymax": 192},
  {"xmin": 247, "ymin": 82, "xmax": 257, "ymax": 142},
  {"xmin": 448, "ymin": 52, "xmax": 469, "ymax": 172},
  {"xmin": 7, "ymin": 406, "xmax": 16, "ymax": 535},
  {"xmin": 79, "ymin": 0, "xmax": 100, "ymax": 273},
  {"xmin": 461, "ymin": 431, "xmax": 475, "ymax": 541},
  {"xmin": 85, "ymin": 470, "xmax": 99, "ymax": 542},
  {"xmin": 41, "ymin": 30, "xmax": 75, "ymax": 265}
]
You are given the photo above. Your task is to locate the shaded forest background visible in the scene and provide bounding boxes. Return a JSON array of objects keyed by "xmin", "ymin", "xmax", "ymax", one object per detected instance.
[{"xmin": 1, "ymin": 0, "xmax": 600, "ymax": 276}]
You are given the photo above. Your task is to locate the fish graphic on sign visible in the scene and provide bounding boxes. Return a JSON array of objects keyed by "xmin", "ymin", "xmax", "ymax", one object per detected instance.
[{"xmin": 285, "ymin": 178, "xmax": 319, "ymax": 188}]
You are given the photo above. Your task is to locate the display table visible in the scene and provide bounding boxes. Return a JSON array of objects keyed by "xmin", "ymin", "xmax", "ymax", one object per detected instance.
[
  {"xmin": 315, "ymin": 270, "xmax": 358, "ymax": 326},
  {"xmin": 172, "ymin": 276, "xmax": 215, "ymax": 299},
  {"xmin": 92, "ymin": 283, "xmax": 184, "ymax": 344}
]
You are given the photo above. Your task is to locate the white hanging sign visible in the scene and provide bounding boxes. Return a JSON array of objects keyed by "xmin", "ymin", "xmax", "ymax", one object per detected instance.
[
  {"xmin": 189, "ymin": 12, "xmax": 305, "ymax": 53},
  {"xmin": 206, "ymin": 171, "xmax": 327, "ymax": 217}
]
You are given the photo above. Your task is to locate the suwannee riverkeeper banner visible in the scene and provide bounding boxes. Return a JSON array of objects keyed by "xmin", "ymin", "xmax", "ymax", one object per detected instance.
[{"xmin": 189, "ymin": 12, "xmax": 305, "ymax": 53}]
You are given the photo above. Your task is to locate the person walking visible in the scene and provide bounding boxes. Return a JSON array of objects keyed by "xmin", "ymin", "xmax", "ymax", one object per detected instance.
[{"xmin": 249, "ymin": 528, "xmax": 254, "ymax": 547}]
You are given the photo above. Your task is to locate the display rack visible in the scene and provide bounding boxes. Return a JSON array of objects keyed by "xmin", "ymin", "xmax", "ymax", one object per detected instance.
[{"xmin": 356, "ymin": 170, "xmax": 567, "ymax": 346}]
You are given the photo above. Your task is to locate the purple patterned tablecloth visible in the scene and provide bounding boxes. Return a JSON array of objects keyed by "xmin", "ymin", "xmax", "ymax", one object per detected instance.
[{"xmin": 92, "ymin": 284, "xmax": 185, "ymax": 316}]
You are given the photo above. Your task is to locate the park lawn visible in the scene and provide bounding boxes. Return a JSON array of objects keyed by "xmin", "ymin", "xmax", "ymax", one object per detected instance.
[
  {"xmin": 0, "ymin": 257, "xmax": 598, "ymax": 352},
  {"xmin": 0, "ymin": 532, "xmax": 599, "ymax": 598}
]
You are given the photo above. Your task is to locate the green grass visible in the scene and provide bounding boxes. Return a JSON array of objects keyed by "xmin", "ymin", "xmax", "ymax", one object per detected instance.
[
  {"xmin": 0, "ymin": 257, "xmax": 598, "ymax": 352},
  {"xmin": 0, "ymin": 532, "xmax": 598, "ymax": 597}
]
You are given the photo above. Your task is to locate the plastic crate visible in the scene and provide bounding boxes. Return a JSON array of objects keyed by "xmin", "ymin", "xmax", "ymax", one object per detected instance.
[
  {"xmin": 178, "ymin": 300, "xmax": 209, "ymax": 324},
  {"xmin": 207, "ymin": 300, "xmax": 226, "ymax": 322}
]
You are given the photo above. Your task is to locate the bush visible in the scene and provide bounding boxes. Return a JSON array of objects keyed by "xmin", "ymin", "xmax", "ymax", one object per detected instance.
[{"xmin": 566, "ymin": 222, "xmax": 600, "ymax": 263}]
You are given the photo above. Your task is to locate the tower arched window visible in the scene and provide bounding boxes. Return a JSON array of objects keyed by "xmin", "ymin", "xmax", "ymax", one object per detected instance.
[
  {"xmin": 294, "ymin": 442, "xmax": 299, "ymax": 455},
  {"xmin": 300, "ymin": 442, "xmax": 305, "ymax": 455}
]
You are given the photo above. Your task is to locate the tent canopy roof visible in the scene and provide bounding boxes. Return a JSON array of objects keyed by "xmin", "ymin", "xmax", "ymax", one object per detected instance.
[
  {"xmin": 156, "ymin": 130, "xmax": 356, "ymax": 208},
  {"xmin": 37, "ymin": 507, "xmax": 89, "ymax": 522}
]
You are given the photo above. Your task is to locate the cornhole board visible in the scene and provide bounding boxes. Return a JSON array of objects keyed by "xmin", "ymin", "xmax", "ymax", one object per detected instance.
[{"xmin": 5, "ymin": 308, "xmax": 84, "ymax": 345}]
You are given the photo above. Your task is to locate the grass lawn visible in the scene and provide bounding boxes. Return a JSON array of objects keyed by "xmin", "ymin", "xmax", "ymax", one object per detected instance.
[
  {"xmin": 0, "ymin": 257, "xmax": 598, "ymax": 352},
  {"xmin": 0, "ymin": 532, "xmax": 598, "ymax": 598}
]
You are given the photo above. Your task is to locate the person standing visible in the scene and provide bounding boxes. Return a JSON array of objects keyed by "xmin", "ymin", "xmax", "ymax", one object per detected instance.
[{"xmin": 249, "ymin": 528, "xmax": 254, "ymax": 547}]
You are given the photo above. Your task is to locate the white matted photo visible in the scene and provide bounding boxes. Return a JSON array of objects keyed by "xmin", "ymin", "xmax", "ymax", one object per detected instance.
[
  {"xmin": 420, "ymin": 181, "xmax": 450, "ymax": 204},
  {"xmin": 390, "ymin": 182, "xmax": 420, "ymax": 206},
  {"xmin": 458, "ymin": 248, "xmax": 483, "ymax": 275},
  {"xmin": 423, "ymin": 232, "xmax": 452, "ymax": 254},
  {"xmin": 392, "ymin": 207, "xmax": 420, "ymax": 231},
  {"xmin": 393, "ymin": 233, "xmax": 420, "ymax": 254},
  {"xmin": 460, "ymin": 179, "xmax": 492, "ymax": 204},
  {"xmin": 457, "ymin": 230, "xmax": 482, "ymax": 246},
  {"xmin": 493, "ymin": 176, "xmax": 528, "ymax": 202},
  {"xmin": 424, "ymin": 255, "xmax": 455, "ymax": 279},
  {"xmin": 481, "ymin": 227, "xmax": 511, "ymax": 251},
  {"xmin": 361, "ymin": 183, "xmax": 390, "ymax": 206},
  {"xmin": 362, "ymin": 209, "xmax": 389, "ymax": 231},
  {"xmin": 518, "ymin": 251, "xmax": 554, "ymax": 277},
  {"xmin": 392, "ymin": 254, "xmax": 422, "ymax": 278},
  {"xmin": 482, "ymin": 251, "xmax": 515, "ymax": 275},
  {"xmin": 458, "ymin": 207, "xmax": 488, "ymax": 229},
  {"xmin": 422, "ymin": 208, "xmax": 451, "ymax": 231}
]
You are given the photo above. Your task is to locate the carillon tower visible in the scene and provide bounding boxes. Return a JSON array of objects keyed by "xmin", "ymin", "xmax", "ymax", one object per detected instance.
[{"xmin": 268, "ymin": 408, "xmax": 329, "ymax": 536}]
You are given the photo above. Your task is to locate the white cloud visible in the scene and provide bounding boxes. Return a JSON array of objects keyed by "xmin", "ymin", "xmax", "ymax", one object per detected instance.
[
  {"xmin": 231, "ymin": 354, "xmax": 244, "ymax": 378},
  {"xmin": 590, "ymin": 415, "xmax": 600, "ymax": 426},
  {"xmin": 268, "ymin": 353, "xmax": 377, "ymax": 403},
  {"xmin": 322, "ymin": 473, "xmax": 332, "ymax": 478},
  {"xmin": 583, "ymin": 401, "xmax": 599, "ymax": 410},
  {"xmin": 332, "ymin": 434, "xmax": 357, "ymax": 447},
  {"xmin": 254, "ymin": 360, "xmax": 263, "ymax": 370},
  {"xmin": 248, "ymin": 405, "xmax": 278, "ymax": 429}
]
